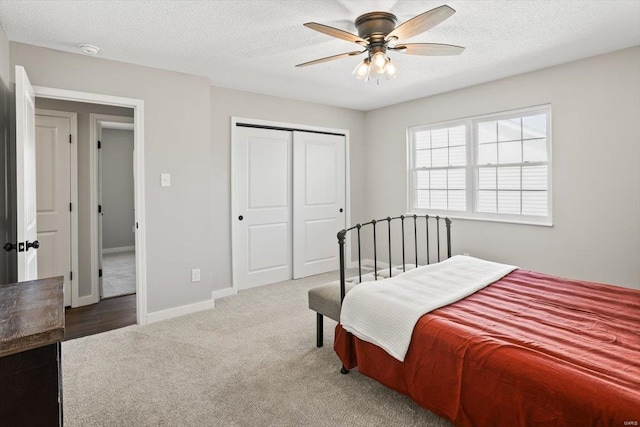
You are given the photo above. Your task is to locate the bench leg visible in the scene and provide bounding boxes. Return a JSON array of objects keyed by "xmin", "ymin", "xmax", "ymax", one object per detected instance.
[{"xmin": 316, "ymin": 313, "xmax": 323, "ymax": 348}]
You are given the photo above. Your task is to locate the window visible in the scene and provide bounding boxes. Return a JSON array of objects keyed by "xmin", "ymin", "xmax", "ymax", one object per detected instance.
[
  {"xmin": 408, "ymin": 106, "xmax": 551, "ymax": 225},
  {"xmin": 412, "ymin": 123, "xmax": 467, "ymax": 211}
]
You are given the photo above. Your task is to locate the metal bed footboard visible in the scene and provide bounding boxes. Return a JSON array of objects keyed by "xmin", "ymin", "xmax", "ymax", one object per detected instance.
[{"xmin": 337, "ymin": 215, "xmax": 452, "ymax": 305}]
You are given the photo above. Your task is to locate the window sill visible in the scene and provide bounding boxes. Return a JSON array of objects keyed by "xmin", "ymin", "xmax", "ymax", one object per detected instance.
[{"xmin": 406, "ymin": 211, "xmax": 553, "ymax": 227}]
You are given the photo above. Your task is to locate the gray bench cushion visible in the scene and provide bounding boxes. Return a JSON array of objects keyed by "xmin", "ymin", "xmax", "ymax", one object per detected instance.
[
  {"xmin": 308, "ymin": 265, "xmax": 422, "ymax": 322},
  {"xmin": 308, "ymin": 280, "xmax": 355, "ymax": 322}
]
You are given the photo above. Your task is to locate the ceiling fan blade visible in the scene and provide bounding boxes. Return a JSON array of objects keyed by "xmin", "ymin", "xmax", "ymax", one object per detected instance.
[
  {"xmin": 304, "ymin": 22, "xmax": 368, "ymax": 46},
  {"xmin": 295, "ymin": 50, "xmax": 364, "ymax": 67},
  {"xmin": 387, "ymin": 5, "xmax": 456, "ymax": 41},
  {"xmin": 391, "ymin": 43, "xmax": 464, "ymax": 56}
]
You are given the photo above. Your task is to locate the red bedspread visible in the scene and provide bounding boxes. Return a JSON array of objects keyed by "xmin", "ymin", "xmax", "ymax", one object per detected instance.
[{"xmin": 335, "ymin": 270, "xmax": 640, "ymax": 426}]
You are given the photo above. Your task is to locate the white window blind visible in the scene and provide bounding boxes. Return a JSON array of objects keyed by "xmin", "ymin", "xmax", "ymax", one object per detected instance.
[
  {"xmin": 412, "ymin": 124, "xmax": 467, "ymax": 212},
  {"xmin": 408, "ymin": 106, "xmax": 552, "ymax": 225}
]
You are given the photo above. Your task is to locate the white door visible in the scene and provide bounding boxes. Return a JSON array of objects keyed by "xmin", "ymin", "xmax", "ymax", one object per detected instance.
[
  {"xmin": 292, "ymin": 132, "xmax": 346, "ymax": 278},
  {"xmin": 15, "ymin": 66, "xmax": 38, "ymax": 281},
  {"xmin": 233, "ymin": 127, "xmax": 292, "ymax": 290},
  {"xmin": 35, "ymin": 114, "xmax": 72, "ymax": 305}
]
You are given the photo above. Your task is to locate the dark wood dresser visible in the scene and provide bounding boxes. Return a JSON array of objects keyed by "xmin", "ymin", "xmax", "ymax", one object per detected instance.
[{"xmin": 0, "ymin": 276, "xmax": 65, "ymax": 426}]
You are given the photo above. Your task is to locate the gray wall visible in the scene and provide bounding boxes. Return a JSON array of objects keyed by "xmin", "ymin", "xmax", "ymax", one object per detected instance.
[
  {"xmin": 209, "ymin": 86, "xmax": 366, "ymax": 291},
  {"xmin": 34, "ymin": 97, "xmax": 133, "ymax": 297},
  {"xmin": 363, "ymin": 46, "xmax": 640, "ymax": 290},
  {"xmin": 9, "ymin": 38, "xmax": 639, "ymax": 314},
  {"xmin": 12, "ymin": 42, "xmax": 214, "ymax": 313},
  {"xmin": 101, "ymin": 128, "xmax": 135, "ymax": 250},
  {"xmin": 12, "ymin": 42, "xmax": 367, "ymax": 313}
]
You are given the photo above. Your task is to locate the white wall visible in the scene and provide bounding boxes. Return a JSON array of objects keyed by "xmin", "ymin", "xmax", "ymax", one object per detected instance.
[
  {"xmin": 12, "ymin": 42, "xmax": 214, "ymax": 313},
  {"xmin": 210, "ymin": 86, "xmax": 366, "ymax": 291},
  {"xmin": 364, "ymin": 46, "xmax": 640, "ymax": 289},
  {"xmin": 101, "ymin": 128, "xmax": 135, "ymax": 250}
]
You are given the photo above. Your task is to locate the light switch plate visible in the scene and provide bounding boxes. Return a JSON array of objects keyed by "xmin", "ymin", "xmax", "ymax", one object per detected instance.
[{"xmin": 161, "ymin": 173, "xmax": 171, "ymax": 187}]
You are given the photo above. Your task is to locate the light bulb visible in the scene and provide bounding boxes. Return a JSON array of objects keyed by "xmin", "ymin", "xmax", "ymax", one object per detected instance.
[
  {"xmin": 384, "ymin": 60, "xmax": 397, "ymax": 79},
  {"xmin": 371, "ymin": 52, "xmax": 388, "ymax": 74},
  {"xmin": 353, "ymin": 59, "xmax": 370, "ymax": 81}
]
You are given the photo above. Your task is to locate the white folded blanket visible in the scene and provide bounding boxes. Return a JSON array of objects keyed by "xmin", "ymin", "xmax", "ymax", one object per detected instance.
[{"xmin": 340, "ymin": 255, "xmax": 517, "ymax": 362}]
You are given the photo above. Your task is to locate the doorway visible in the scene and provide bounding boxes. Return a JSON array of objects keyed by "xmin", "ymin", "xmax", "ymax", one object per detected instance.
[
  {"xmin": 32, "ymin": 84, "xmax": 147, "ymax": 326},
  {"xmin": 94, "ymin": 116, "xmax": 136, "ymax": 300},
  {"xmin": 231, "ymin": 118, "xmax": 350, "ymax": 291}
]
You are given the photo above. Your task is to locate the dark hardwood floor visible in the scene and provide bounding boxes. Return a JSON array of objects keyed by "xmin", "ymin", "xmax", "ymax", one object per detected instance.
[{"xmin": 64, "ymin": 294, "xmax": 136, "ymax": 341}]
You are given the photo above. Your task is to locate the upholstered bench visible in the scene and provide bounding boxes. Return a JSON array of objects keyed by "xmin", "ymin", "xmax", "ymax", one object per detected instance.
[
  {"xmin": 308, "ymin": 280, "xmax": 350, "ymax": 347},
  {"xmin": 308, "ymin": 264, "xmax": 419, "ymax": 347}
]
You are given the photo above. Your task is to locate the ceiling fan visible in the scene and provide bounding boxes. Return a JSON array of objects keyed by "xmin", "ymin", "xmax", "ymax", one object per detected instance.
[{"xmin": 296, "ymin": 4, "xmax": 464, "ymax": 82}]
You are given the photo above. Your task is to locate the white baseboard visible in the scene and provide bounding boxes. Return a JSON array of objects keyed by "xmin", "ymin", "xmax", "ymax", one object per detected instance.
[
  {"xmin": 103, "ymin": 245, "xmax": 135, "ymax": 254},
  {"xmin": 211, "ymin": 287, "xmax": 238, "ymax": 300},
  {"xmin": 146, "ymin": 298, "xmax": 215, "ymax": 323}
]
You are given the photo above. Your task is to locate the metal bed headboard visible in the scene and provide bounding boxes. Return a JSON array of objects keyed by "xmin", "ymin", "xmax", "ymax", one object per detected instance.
[{"xmin": 337, "ymin": 215, "xmax": 452, "ymax": 304}]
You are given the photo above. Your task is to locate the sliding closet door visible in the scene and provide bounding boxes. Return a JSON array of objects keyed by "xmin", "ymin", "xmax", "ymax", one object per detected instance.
[
  {"xmin": 233, "ymin": 127, "xmax": 292, "ymax": 290},
  {"xmin": 292, "ymin": 131, "xmax": 346, "ymax": 279}
]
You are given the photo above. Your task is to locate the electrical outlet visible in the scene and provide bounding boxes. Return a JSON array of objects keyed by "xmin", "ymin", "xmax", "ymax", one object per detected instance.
[
  {"xmin": 191, "ymin": 269, "xmax": 201, "ymax": 282},
  {"xmin": 463, "ymin": 252, "xmax": 470, "ymax": 256},
  {"xmin": 161, "ymin": 173, "xmax": 171, "ymax": 187}
]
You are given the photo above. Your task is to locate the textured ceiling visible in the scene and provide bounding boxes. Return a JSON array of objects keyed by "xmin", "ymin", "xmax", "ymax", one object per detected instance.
[{"xmin": 1, "ymin": 0, "xmax": 639, "ymax": 111}]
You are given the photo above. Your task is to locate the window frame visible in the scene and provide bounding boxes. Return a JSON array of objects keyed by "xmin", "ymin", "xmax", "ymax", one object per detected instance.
[{"xmin": 407, "ymin": 105, "xmax": 553, "ymax": 226}]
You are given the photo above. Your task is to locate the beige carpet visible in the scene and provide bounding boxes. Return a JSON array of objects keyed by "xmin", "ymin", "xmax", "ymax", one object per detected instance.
[{"xmin": 63, "ymin": 270, "xmax": 452, "ymax": 426}]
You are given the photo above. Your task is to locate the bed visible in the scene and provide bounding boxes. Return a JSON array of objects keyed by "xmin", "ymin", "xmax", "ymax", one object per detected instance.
[{"xmin": 333, "ymin": 215, "xmax": 640, "ymax": 426}]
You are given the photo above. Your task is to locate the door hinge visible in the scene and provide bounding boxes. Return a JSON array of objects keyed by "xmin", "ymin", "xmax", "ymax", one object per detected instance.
[
  {"xmin": 69, "ymin": 134, "xmax": 72, "ymax": 144},
  {"xmin": 69, "ymin": 202, "xmax": 72, "ymax": 212},
  {"xmin": 136, "ymin": 222, "xmax": 139, "ymax": 229},
  {"xmin": 98, "ymin": 140, "xmax": 102, "ymax": 149},
  {"xmin": 99, "ymin": 269, "xmax": 103, "ymax": 278},
  {"xmin": 70, "ymin": 271, "xmax": 73, "ymax": 281},
  {"xmin": 98, "ymin": 204, "xmax": 102, "ymax": 214}
]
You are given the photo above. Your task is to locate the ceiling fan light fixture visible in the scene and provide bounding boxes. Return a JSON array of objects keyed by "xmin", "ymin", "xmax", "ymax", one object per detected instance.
[
  {"xmin": 384, "ymin": 59, "xmax": 398, "ymax": 79},
  {"xmin": 299, "ymin": 4, "xmax": 462, "ymax": 83},
  {"xmin": 353, "ymin": 58, "xmax": 371, "ymax": 80},
  {"xmin": 371, "ymin": 51, "xmax": 388, "ymax": 74}
]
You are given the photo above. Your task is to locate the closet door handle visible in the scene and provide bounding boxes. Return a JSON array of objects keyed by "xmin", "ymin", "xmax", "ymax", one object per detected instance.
[
  {"xmin": 238, "ymin": 215, "xmax": 244, "ymax": 221},
  {"xmin": 339, "ymin": 209, "xmax": 343, "ymax": 213}
]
